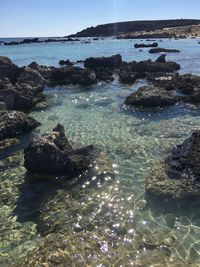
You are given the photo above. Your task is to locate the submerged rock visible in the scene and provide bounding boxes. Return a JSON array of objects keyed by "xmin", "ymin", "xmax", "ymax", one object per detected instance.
[
  {"xmin": 0, "ymin": 111, "xmax": 40, "ymax": 140},
  {"xmin": 84, "ymin": 54, "xmax": 122, "ymax": 70},
  {"xmin": 146, "ymin": 130, "xmax": 200, "ymax": 199},
  {"xmin": 24, "ymin": 124, "xmax": 94, "ymax": 176},
  {"xmin": 124, "ymin": 86, "xmax": 178, "ymax": 107},
  {"xmin": 0, "ymin": 152, "xmax": 22, "ymax": 171}
]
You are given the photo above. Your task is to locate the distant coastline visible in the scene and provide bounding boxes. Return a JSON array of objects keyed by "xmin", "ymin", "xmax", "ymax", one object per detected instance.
[{"xmin": 68, "ymin": 19, "xmax": 200, "ymax": 37}]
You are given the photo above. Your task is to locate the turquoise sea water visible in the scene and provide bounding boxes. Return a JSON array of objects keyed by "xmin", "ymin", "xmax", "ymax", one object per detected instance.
[{"xmin": 1, "ymin": 38, "xmax": 200, "ymax": 266}]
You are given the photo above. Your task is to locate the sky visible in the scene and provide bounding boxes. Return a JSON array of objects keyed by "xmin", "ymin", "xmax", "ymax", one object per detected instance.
[{"xmin": 1, "ymin": 0, "xmax": 200, "ymax": 37}]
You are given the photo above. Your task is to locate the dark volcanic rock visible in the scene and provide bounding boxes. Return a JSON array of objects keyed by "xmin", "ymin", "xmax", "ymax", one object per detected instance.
[
  {"xmin": 134, "ymin": 42, "xmax": 158, "ymax": 48},
  {"xmin": 125, "ymin": 86, "xmax": 178, "ymax": 107},
  {"xmin": 149, "ymin": 73, "xmax": 200, "ymax": 103},
  {"xmin": 155, "ymin": 54, "xmax": 166, "ymax": 63},
  {"xmin": 28, "ymin": 62, "xmax": 55, "ymax": 80},
  {"xmin": 119, "ymin": 71, "xmax": 145, "ymax": 84},
  {"xmin": 0, "ymin": 111, "xmax": 40, "ymax": 140},
  {"xmin": 16, "ymin": 67, "xmax": 48, "ymax": 91},
  {"xmin": 95, "ymin": 67, "xmax": 114, "ymax": 81},
  {"xmin": 4, "ymin": 38, "xmax": 39, "ymax": 46},
  {"xmin": 119, "ymin": 56, "xmax": 179, "ymax": 85},
  {"xmin": 146, "ymin": 131, "xmax": 200, "ymax": 199},
  {"xmin": 59, "ymin": 59, "xmax": 73, "ymax": 66},
  {"xmin": 50, "ymin": 66, "xmax": 97, "ymax": 85},
  {"xmin": 149, "ymin": 48, "xmax": 180, "ymax": 53},
  {"xmin": 0, "ymin": 88, "xmax": 35, "ymax": 110},
  {"xmin": 121, "ymin": 59, "xmax": 180, "ymax": 73},
  {"xmin": 24, "ymin": 124, "xmax": 94, "ymax": 176},
  {"xmin": 84, "ymin": 54, "xmax": 122, "ymax": 70},
  {"xmin": 0, "ymin": 56, "xmax": 21, "ymax": 83}
]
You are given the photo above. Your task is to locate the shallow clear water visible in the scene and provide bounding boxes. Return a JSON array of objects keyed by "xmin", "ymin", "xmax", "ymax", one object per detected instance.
[{"xmin": 1, "ymin": 38, "xmax": 200, "ymax": 266}]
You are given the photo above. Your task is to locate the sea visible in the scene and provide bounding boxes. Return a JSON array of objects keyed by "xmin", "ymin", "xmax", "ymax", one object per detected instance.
[{"xmin": 0, "ymin": 37, "xmax": 200, "ymax": 266}]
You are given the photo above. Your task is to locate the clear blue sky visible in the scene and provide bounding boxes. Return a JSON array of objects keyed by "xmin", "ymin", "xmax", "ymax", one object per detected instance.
[{"xmin": 1, "ymin": 0, "xmax": 200, "ymax": 37}]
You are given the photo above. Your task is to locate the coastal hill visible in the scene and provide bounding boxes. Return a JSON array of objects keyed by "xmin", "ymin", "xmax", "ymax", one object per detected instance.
[{"xmin": 68, "ymin": 19, "xmax": 200, "ymax": 37}]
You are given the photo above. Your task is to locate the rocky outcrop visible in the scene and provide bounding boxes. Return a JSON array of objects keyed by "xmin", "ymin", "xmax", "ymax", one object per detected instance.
[
  {"xmin": 0, "ymin": 56, "xmax": 22, "ymax": 83},
  {"xmin": 134, "ymin": 42, "xmax": 158, "ymax": 48},
  {"xmin": 84, "ymin": 54, "xmax": 122, "ymax": 70},
  {"xmin": 149, "ymin": 73, "xmax": 200, "ymax": 103},
  {"xmin": 94, "ymin": 67, "xmax": 114, "ymax": 81},
  {"xmin": 149, "ymin": 48, "xmax": 180, "ymax": 53},
  {"xmin": 50, "ymin": 66, "xmax": 97, "ymax": 85},
  {"xmin": 16, "ymin": 67, "xmax": 48, "ymax": 91},
  {"xmin": 28, "ymin": 62, "xmax": 55, "ymax": 80},
  {"xmin": 124, "ymin": 86, "xmax": 178, "ymax": 107},
  {"xmin": 155, "ymin": 54, "xmax": 166, "ymax": 63},
  {"xmin": 119, "ymin": 56, "xmax": 180, "ymax": 85},
  {"xmin": 119, "ymin": 71, "xmax": 145, "ymax": 84},
  {"xmin": 121, "ymin": 58, "xmax": 180, "ymax": 74},
  {"xmin": 0, "ymin": 111, "xmax": 40, "ymax": 140},
  {"xmin": 0, "ymin": 67, "xmax": 48, "ymax": 111},
  {"xmin": 24, "ymin": 124, "xmax": 94, "ymax": 176},
  {"xmin": 59, "ymin": 59, "xmax": 73, "ymax": 66},
  {"xmin": 146, "ymin": 131, "xmax": 200, "ymax": 199}
]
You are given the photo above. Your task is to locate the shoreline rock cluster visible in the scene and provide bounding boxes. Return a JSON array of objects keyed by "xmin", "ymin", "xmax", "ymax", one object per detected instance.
[
  {"xmin": 1, "ymin": 52, "xmax": 200, "ymax": 201},
  {"xmin": 2, "ymin": 37, "xmax": 80, "ymax": 46}
]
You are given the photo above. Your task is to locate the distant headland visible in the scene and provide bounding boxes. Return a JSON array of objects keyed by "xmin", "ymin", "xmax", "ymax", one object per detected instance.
[{"xmin": 68, "ymin": 19, "xmax": 200, "ymax": 38}]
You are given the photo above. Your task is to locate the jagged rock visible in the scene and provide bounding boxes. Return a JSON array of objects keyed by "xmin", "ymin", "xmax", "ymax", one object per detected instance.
[
  {"xmin": 124, "ymin": 86, "xmax": 178, "ymax": 107},
  {"xmin": 0, "ymin": 56, "xmax": 22, "ymax": 83},
  {"xmin": 24, "ymin": 124, "xmax": 94, "ymax": 176},
  {"xmin": 84, "ymin": 54, "xmax": 122, "ymax": 70},
  {"xmin": 59, "ymin": 59, "xmax": 73, "ymax": 66},
  {"xmin": 122, "ymin": 59, "xmax": 180, "ymax": 73},
  {"xmin": 16, "ymin": 67, "xmax": 48, "ymax": 91},
  {"xmin": 149, "ymin": 73, "xmax": 200, "ymax": 103},
  {"xmin": 28, "ymin": 62, "xmax": 55, "ymax": 80},
  {"xmin": 149, "ymin": 48, "xmax": 180, "ymax": 53},
  {"xmin": 94, "ymin": 67, "xmax": 114, "ymax": 81},
  {"xmin": 0, "ymin": 88, "xmax": 34, "ymax": 110},
  {"xmin": 50, "ymin": 66, "xmax": 96, "ymax": 85},
  {"xmin": 146, "ymin": 130, "xmax": 200, "ymax": 199},
  {"xmin": 0, "ymin": 111, "xmax": 40, "ymax": 140},
  {"xmin": 155, "ymin": 54, "xmax": 166, "ymax": 63},
  {"xmin": 134, "ymin": 42, "xmax": 158, "ymax": 48},
  {"xmin": 119, "ymin": 71, "xmax": 145, "ymax": 84}
]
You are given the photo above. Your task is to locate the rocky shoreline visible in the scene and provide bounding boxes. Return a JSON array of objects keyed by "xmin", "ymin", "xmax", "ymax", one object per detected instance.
[
  {"xmin": 117, "ymin": 24, "xmax": 200, "ymax": 39},
  {"xmin": 1, "ymin": 42, "xmax": 200, "ymax": 266},
  {"xmin": 1, "ymin": 51, "xmax": 200, "ymax": 200}
]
